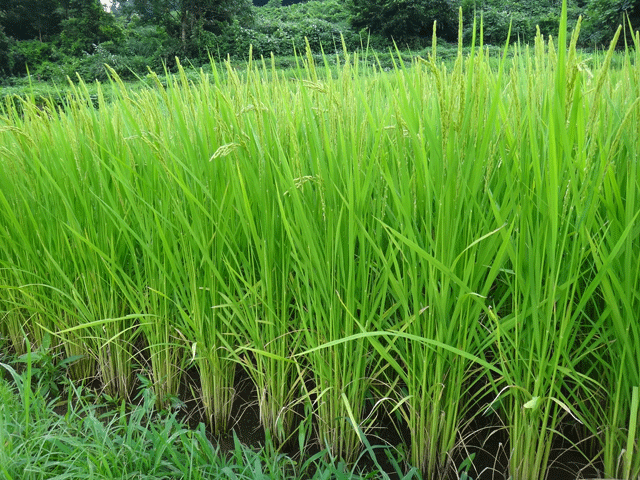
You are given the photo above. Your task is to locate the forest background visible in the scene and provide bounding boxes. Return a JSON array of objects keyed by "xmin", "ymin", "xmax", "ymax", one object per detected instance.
[{"xmin": 0, "ymin": 0, "xmax": 638, "ymax": 84}]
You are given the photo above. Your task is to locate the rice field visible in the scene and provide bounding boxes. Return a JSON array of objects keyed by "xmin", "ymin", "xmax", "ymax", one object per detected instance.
[{"xmin": 1, "ymin": 4, "xmax": 640, "ymax": 479}]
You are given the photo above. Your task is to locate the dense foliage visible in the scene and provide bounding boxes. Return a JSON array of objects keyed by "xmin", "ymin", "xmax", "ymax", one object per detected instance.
[
  {"xmin": 120, "ymin": 0, "xmax": 254, "ymax": 55},
  {"xmin": 0, "ymin": 0, "xmax": 638, "ymax": 82},
  {"xmin": 348, "ymin": 0, "xmax": 457, "ymax": 41},
  {"xmin": 583, "ymin": 0, "xmax": 640, "ymax": 45}
]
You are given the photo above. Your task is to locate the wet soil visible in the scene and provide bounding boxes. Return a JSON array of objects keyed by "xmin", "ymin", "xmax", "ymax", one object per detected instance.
[
  {"xmin": 169, "ymin": 365, "xmax": 604, "ymax": 480},
  {"xmin": 1, "ymin": 351, "xmax": 605, "ymax": 480}
]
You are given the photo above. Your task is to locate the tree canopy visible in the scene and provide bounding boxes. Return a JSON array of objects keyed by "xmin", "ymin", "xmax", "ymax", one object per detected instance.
[
  {"xmin": 0, "ymin": 0, "xmax": 63, "ymax": 41},
  {"xmin": 59, "ymin": 0, "xmax": 122, "ymax": 55}
]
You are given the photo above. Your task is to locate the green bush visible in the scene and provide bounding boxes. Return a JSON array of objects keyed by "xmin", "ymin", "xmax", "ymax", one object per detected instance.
[
  {"xmin": 281, "ymin": 0, "xmax": 352, "ymax": 24},
  {"xmin": 55, "ymin": 21, "xmax": 183, "ymax": 81},
  {"xmin": 118, "ymin": 23, "xmax": 181, "ymax": 72},
  {"xmin": 201, "ymin": 1, "xmax": 367, "ymax": 60},
  {"xmin": 461, "ymin": 1, "xmax": 584, "ymax": 46},
  {"xmin": 128, "ymin": 26, "xmax": 174, "ymax": 58},
  {"xmin": 9, "ymin": 39, "xmax": 60, "ymax": 78},
  {"xmin": 0, "ymin": 28, "xmax": 13, "ymax": 78}
]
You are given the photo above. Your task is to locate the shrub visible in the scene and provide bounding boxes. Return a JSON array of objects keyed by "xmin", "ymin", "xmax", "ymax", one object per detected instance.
[
  {"xmin": 0, "ymin": 28, "xmax": 13, "ymax": 78},
  {"xmin": 9, "ymin": 39, "xmax": 59, "ymax": 78},
  {"xmin": 202, "ymin": 1, "xmax": 366, "ymax": 60}
]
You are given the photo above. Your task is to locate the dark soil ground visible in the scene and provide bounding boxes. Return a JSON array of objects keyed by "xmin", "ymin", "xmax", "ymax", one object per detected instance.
[
  {"xmin": 167, "ymin": 364, "xmax": 604, "ymax": 480},
  {"xmin": 1, "ymin": 348, "xmax": 604, "ymax": 480}
]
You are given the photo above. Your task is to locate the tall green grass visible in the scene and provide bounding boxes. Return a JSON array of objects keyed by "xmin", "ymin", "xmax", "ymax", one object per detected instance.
[
  {"xmin": 1, "ymin": 361, "xmax": 405, "ymax": 480},
  {"xmin": 1, "ymin": 3, "xmax": 640, "ymax": 478}
]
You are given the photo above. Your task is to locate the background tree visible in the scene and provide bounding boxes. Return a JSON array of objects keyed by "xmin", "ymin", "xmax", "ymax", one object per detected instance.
[
  {"xmin": 58, "ymin": 0, "xmax": 123, "ymax": 55},
  {"xmin": 0, "ymin": 0, "xmax": 63, "ymax": 41},
  {"xmin": 128, "ymin": 0, "xmax": 252, "ymax": 53},
  {"xmin": 348, "ymin": 0, "xmax": 457, "ymax": 41},
  {"xmin": 0, "ymin": 21, "xmax": 13, "ymax": 76},
  {"xmin": 584, "ymin": 0, "xmax": 640, "ymax": 45}
]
